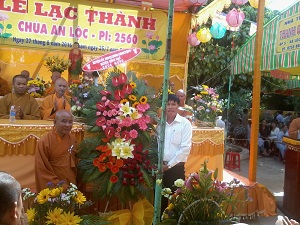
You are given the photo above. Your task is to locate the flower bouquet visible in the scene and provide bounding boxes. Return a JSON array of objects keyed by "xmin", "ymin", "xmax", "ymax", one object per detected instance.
[
  {"xmin": 159, "ymin": 160, "xmax": 249, "ymax": 225},
  {"xmin": 27, "ymin": 78, "xmax": 46, "ymax": 98},
  {"xmin": 23, "ymin": 182, "xmax": 109, "ymax": 225},
  {"xmin": 69, "ymin": 76, "xmax": 93, "ymax": 118},
  {"xmin": 191, "ymin": 85, "xmax": 224, "ymax": 127},
  {"xmin": 77, "ymin": 69, "xmax": 161, "ymax": 203},
  {"xmin": 44, "ymin": 55, "xmax": 70, "ymax": 73}
]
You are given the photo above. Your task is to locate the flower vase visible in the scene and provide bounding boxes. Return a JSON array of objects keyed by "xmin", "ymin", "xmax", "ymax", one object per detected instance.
[{"xmin": 194, "ymin": 119, "xmax": 215, "ymax": 128}]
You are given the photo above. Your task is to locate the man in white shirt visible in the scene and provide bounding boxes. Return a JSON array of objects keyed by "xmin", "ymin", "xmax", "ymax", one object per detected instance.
[{"xmin": 158, "ymin": 94, "xmax": 192, "ymax": 212}]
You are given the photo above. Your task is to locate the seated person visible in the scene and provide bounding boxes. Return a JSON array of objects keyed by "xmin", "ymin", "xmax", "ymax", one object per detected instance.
[
  {"xmin": 276, "ymin": 124, "xmax": 289, "ymax": 159},
  {"xmin": 0, "ymin": 76, "xmax": 10, "ymax": 96},
  {"xmin": 259, "ymin": 119, "xmax": 271, "ymax": 156},
  {"xmin": 20, "ymin": 70, "xmax": 31, "ymax": 81},
  {"xmin": 44, "ymin": 71, "xmax": 61, "ymax": 96},
  {"xmin": 41, "ymin": 78, "xmax": 71, "ymax": 120},
  {"xmin": 175, "ymin": 89, "xmax": 193, "ymax": 121},
  {"xmin": 0, "ymin": 75, "xmax": 41, "ymax": 119},
  {"xmin": 232, "ymin": 118, "xmax": 247, "ymax": 146}
]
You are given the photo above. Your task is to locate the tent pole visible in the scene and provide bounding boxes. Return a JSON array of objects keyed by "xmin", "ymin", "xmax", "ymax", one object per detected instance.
[
  {"xmin": 249, "ymin": 0, "xmax": 266, "ymax": 182},
  {"xmin": 153, "ymin": 0, "xmax": 175, "ymax": 224}
]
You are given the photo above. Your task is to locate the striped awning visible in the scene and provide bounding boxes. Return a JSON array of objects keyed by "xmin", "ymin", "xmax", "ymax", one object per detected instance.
[{"xmin": 231, "ymin": 1, "xmax": 300, "ymax": 76}]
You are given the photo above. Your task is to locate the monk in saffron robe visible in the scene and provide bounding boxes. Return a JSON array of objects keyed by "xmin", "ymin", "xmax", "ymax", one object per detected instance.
[
  {"xmin": 44, "ymin": 71, "xmax": 62, "ymax": 96},
  {"xmin": 0, "ymin": 77, "xmax": 10, "ymax": 96},
  {"xmin": 41, "ymin": 78, "xmax": 71, "ymax": 120},
  {"xmin": 0, "ymin": 75, "xmax": 40, "ymax": 119},
  {"xmin": 35, "ymin": 110, "xmax": 77, "ymax": 192},
  {"xmin": 68, "ymin": 42, "xmax": 83, "ymax": 83}
]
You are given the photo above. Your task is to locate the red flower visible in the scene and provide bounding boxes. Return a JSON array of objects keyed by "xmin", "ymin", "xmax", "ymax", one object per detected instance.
[
  {"xmin": 100, "ymin": 90, "xmax": 111, "ymax": 95},
  {"xmin": 96, "ymin": 116, "xmax": 106, "ymax": 127},
  {"xmin": 112, "ymin": 76, "xmax": 120, "ymax": 86},
  {"xmin": 121, "ymin": 130, "xmax": 130, "ymax": 141},
  {"xmin": 115, "ymin": 159, "xmax": 124, "ymax": 168},
  {"xmin": 122, "ymin": 84, "xmax": 132, "ymax": 94},
  {"xmin": 122, "ymin": 178, "xmax": 128, "ymax": 185},
  {"xmin": 96, "ymin": 102, "xmax": 106, "ymax": 111},
  {"xmin": 98, "ymin": 163, "xmax": 107, "ymax": 172},
  {"xmin": 110, "ymin": 175, "xmax": 118, "ymax": 183},
  {"xmin": 107, "ymin": 100, "xmax": 119, "ymax": 110},
  {"xmin": 105, "ymin": 127, "xmax": 115, "ymax": 139},
  {"xmin": 119, "ymin": 73, "xmax": 127, "ymax": 84},
  {"xmin": 93, "ymin": 158, "xmax": 101, "ymax": 166},
  {"xmin": 109, "ymin": 156, "xmax": 116, "ymax": 163},
  {"xmin": 111, "ymin": 165, "xmax": 119, "ymax": 173},
  {"xmin": 106, "ymin": 162, "xmax": 113, "ymax": 170},
  {"xmin": 114, "ymin": 89, "xmax": 125, "ymax": 100},
  {"xmin": 130, "ymin": 178, "xmax": 135, "ymax": 185},
  {"xmin": 99, "ymin": 154, "xmax": 107, "ymax": 162}
]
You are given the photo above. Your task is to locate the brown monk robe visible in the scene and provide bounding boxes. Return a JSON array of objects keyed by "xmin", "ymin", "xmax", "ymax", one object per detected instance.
[
  {"xmin": 41, "ymin": 78, "xmax": 71, "ymax": 120},
  {"xmin": 35, "ymin": 110, "xmax": 77, "ymax": 192},
  {"xmin": 44, "ymin": 71, "xmax": 62, "ymax": 96},
  {"xmin": 289, "ymin": 118, "xmax": 300, "ymax": 139},
  {"xmin": 0, "ymin": 77, "xmax": 10, "ymax": 96},
  {"xmin": 0, "ymin": 75, "xmax": 40, "ymax": 119}
]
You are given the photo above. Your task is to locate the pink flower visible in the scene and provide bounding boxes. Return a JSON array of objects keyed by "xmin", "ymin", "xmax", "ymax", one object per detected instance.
[
  {"xmin": 96, "ymin": 102, "xmax": 106, "ymax": 111},
  {"xmin": 106, "ymin": 120, "xmax": 112, "ymax": 126},
  {"xmin": 137, "ymin": 103, "xmax": 150, "ymax": 112},
  {"xmin": 207, "ymin": 88, "xmax": 215, "ymax": 95},
  {"xmin": 116, "ymin": 127, "xmax": 122, "ymax": 132},
  {"xmin": 129, "ymin": 129, "xmax": 138, "ymax": 139},
  {"xmin": 115, "ymin": 132, "xmax": 121, "ymax": 138},
  {"xmin": 96, "ymin": 111, "xmax": 101, "ymax": 116},
  {"xmin": 211, "ymin": 106, "xmax": 217, "ymax": 111},
  {"xmin": 185, "ymin": 177, "xmax": 193, "ymax": 191},
  {"xmin": 112, "ymin": 109, "xmax": 117, "ymax": 116},
  {"xmin": 96, "ymin": 116, "xmax": 106, "ymax": 127},
  {"xmin": 149, "ymin": 45, "xmax": 156, "ymax": 50},
  {"xmin": 103, "ymin": 111, "xmax": 108, "ymax": 116},
  {"xmin": 145, "ymin": 31, "xmax": 154, "ymax": 39},
  {"xmin": 122, "ymin": 84, "xmax": 132, "ymax": 94},
  {"xmin": 100, "ymin": 90, "xmax": 111, "ymax": 96},
  {"xmin": 107, "ymin": 110, "xmax": 113, "ymax": 117},
  {"xmin": 0, "ymin": 13, "xmax": 9, "ymax": 21},
  {"xmin": 120, "ymin": 117, "xmax": 132, "ymax": 127},
  {"xmin": 101, "ymin": 96, "xmax": 107, "ymax": 101},
  {"xmin": 72, "ymin": 97, "xmax": 78, "ymax": 101},
  {"xmin": 156, "ymin": 35, "xmax": 160, "ymax": 40},
  {"xmin": 108, "ymin": 100, "xmax": 120, "ymax": 110},
  {"xmin": 119, "ymin": 73, "xmax": 127, "ymax": 84}
]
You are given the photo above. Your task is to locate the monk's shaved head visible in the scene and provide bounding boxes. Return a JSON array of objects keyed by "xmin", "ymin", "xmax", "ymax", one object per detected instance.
[
  {"xmin": 54, "ymin": 78, "xmax": 68, "ymax": 97},
  {"xmin": 54, "ymin": 110, "xmax": 73, "ymax": 137}
]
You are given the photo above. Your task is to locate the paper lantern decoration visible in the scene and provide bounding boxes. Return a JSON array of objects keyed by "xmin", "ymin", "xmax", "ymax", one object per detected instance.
[
  {"xmin": 184, "ymin": 0, "xmax": 208, "ymax": 6},
  {"xmin": 231, "ymin": 0, "xmax": 248, "ymax": 5},
  {"xmin": 187, "ymin": 32, "xmax": 200, "ymax": 46},
  {"xmin": 226, "ymin": 8, "xmax": 245, "ymax": 27},
  {"xmin": 196, "ymin": 28, "xmax": 212, "ymax": 43},
  {"xmin": 210, "ymin": 23, "xmax": 227, "ymax": 39},
  {"xmin": 249, "ymin": 0, "xmax": 259, "ymax": 8}
]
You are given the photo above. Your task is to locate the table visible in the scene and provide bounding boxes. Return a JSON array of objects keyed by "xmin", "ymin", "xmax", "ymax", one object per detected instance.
[
  {"xmin": 0, "ymin": 119, "xmax": 85, "ymax": 189},
  {"xmin": 185, "ymin": 127, "xmax": 224, "ymax": 180}
]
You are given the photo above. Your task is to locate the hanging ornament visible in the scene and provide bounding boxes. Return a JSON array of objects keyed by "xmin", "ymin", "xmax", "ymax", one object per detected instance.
[
  {"xmin": 210, "ymin": 23, "xmax": 227, "ymax": 39},
  {"xmin": 231, "ymin": 0, "xmax": 248, "ymax": 5},
  {"xmin": 249, "ymin": 0, "xmax": 259, "ymax": 8},
  {"xmin": 88, "ymin": 6, "xmax": 94, "ymax": 26},
  {"xmin": 226, "ymin": 8, "xmax": 245, "ymax": 27},
  {"xmin": 141, "ymin": 0, "xmax": 153, "ymax": 11},
  {"xmin": 183, "ymin": 0, "xmax": 208, "ymax": 6},
  {"xmin": 187, "ymin": 32, "xmax": 201, "ymax": 46},
  {"xmin": 196, "ymin": 28, "xmax": 212, "ymax": 43}
]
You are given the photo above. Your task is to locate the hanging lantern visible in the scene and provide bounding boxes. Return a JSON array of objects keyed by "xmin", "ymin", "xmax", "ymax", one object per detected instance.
[
  {"xmin": 196, "ymin": 28, "xmax": 212, "ymax": 43},
  {"xmin": 183, "ymin": 0, "xmax": 208, "ymax": 6},
  {"xmin": 249, "ymin": 0, "xmax": 259, "ymax": 8},
  {"xmin": 210, "ymin": 23, "xmax": 227, "ymax": 39},
  {"xmin": 141, "ymin": 0, "xmax": 153, "ymax": 10},
  {"xmin": 187, "ymin": 32, "xmax": 201, "ymax": 46},
  {"xmin": 231, "ymin": 0, "xmax": 248, "ymax": 5},
  {"xmin": 226, "ymin": 8, "xmax": 245, "ymax": 27}
]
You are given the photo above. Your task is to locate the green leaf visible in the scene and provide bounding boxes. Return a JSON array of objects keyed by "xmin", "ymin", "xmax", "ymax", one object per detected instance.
[
  {"xmin": 142, "ymin": 40, "xmax": 146, "ymax": 44},
  {"xmin": 0, "ymin": 24, "xmax": 3, "ymax": 29},
  {"xmin": 6, "ymin": 24, "xmax": 12, "ymax": 29}
]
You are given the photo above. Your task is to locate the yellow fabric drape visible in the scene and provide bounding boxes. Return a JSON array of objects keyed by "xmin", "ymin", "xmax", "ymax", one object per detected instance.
[{"xmin": 107, "ymin": 198, "xmax": 154, "ymax": 225}]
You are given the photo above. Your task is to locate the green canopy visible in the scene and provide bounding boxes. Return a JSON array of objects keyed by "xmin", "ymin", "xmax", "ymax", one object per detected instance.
[{"xmin": 231, "ymin": 1, "xmax": 300, "ymax": 83}]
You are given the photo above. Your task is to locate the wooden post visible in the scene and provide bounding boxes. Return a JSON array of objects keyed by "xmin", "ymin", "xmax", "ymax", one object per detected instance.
[{"xmin": 249, "ymin": 0, "xmax": 266, "ymax": 182}]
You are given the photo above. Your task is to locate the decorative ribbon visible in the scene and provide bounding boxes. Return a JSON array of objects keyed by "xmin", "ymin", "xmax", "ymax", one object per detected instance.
[{"xmin": 107, "ymin": 198, "xmax": 154, "ymax": 225}]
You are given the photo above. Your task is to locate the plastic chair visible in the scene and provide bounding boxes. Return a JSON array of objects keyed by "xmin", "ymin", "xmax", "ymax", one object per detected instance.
[{"xmin": 224, "ymin": 151, "xmax": 241, "ymax": 171}]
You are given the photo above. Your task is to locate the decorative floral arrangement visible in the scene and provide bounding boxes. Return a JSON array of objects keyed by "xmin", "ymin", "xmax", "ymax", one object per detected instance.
[
  {"xmin": 27, "ymin": 78, "xmax": 46, "ymax": 98},
  {"xmin": 77, "ymin": 69, "xmax": 161, "ymax": 202},
  {"xmin": 142, "ymin": 31, "xmax": 163, "ymax": 59},
  {"xmin": 191, "ymin": 85, "xmax": 224, "ymax": 124},
  {"xmin": 69, "ymin": 76, "xmax": 93, "ymax": 117},
  {"xmin": 44, "ymin": 55, "xmax": 70, "ymax": 73},
  {"xmin": 159, "ymin": 160, "xmax": 249, "ymax": 225},
  {"xmin": 22, "ymin": 182, "xmax": 109, "ymax": 225}
]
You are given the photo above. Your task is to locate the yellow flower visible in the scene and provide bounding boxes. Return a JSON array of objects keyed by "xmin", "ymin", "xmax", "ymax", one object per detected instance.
[
  {"xmin": 128, "ymin": 95, "xmax": 137, "ymax": 101},
  {"xmin": 120, "ymin": 99, "xmax": 128, "ymax": 104},
  {"xmin": 49, "ymin": 187, "xmax": 62, "ymax": 198},
  {"xmin": 46, "ymin": 207, "xmax": 63, "ymax": 224},
  {"xmin": 200, "ymin": 91, "xmax": 208, "ymax": 95},
  {"xmin": 139, "ymin": 96, "xmax": 147, "ymax": 104},
  {"xmin": 132, "ymin": 102, "xmax": 139, "ymax": 108},
  {"xmin": 57, "ymin": 211, "xmax": 82, "ymax": 225},
  {"xmin": 130, "ymin": 81, "xmax": 136, "ymax": 88},
  {"xmin": 37, "ymin": 188, "xmax": 50, "ymax": 204},
  {"xmin": 202, "ymin": 85, "xmax": 209, "ymax": 89},
  {"xmin": 130, "ymin": 109, "xmax": 142, "ymax": 120},
  {"xmin": 167, "ymin": 89, "xmax": 174, "ymax": 94},
  {"xmin": 26, "ymin": 208, "xmax": 36, "ymax": 222},
  {"xmin": 167, "ymin": 203, "xmax": 174, "ymax": 210},
  {"xmin": 73, "ymin": 191, "xmax": 86, "ymax": 205}
]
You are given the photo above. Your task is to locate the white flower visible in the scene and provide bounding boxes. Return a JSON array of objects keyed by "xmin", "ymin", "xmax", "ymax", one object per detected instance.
[
  {"xmin": 71, "ymin": 105, "xmax": 77, "ymax": 111},
  {"xmin": 174, "ymin": 179, "xmax": 185, "ymax": 188},
  {"xmin": 161, "ymin": 188, "xmax": 172, "ymax": 197},
  {"xmin": 156, "ymin": 179, "xmax": 162, "ymax": 186}
]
